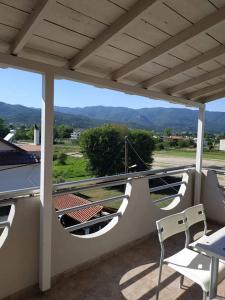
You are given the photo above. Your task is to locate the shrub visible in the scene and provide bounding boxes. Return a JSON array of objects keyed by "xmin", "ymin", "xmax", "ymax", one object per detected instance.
[{"xmin": 80, "ymin": 124, "xmax": 155, "ymax": 176}]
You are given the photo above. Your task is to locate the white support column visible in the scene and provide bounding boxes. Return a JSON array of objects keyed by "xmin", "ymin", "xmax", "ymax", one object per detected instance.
[
  {"xmin": 39, "ymin": 72, "xmax": 54, "ymax": 291},
  {"xmin": 194, "ymin": 104, "xmax": 205, "ymax": 204}
]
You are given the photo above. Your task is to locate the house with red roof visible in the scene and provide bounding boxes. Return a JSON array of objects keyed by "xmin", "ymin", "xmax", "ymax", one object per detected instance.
[{"xmin": 54, "ymin": 193, "xmax": 107, "ymax": 235}]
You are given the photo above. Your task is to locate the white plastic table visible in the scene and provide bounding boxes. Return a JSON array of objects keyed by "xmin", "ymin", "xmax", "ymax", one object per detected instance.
[{"xmin": 195, "ymin": 227, "xmax": 225, "ymax": 299}]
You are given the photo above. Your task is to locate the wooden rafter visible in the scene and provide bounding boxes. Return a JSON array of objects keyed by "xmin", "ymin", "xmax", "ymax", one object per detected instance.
[
  {"xmin": 11, "ymin": 0, "xmax": 56, "ymax": 55},
  {"xmin": 198, "ymin": 89, "xmax": 225, "ymax": 103},
  {"xmin": 111, "ymin": 5, "xmax": 225, "ymax": 80},
  {"xmin": 69, "ymin": 0, "xmax": 159, "ymax": 69},
  {"xmin": 168, "ymin": 66, "xmax": 225, "ymax": 94},
  {"xmin": 186, "ymin": 81, "xmax": 225, "ymax": 100},
  {"xmin": 141, "ymin": 45, "xmax": 225, "ymax": 89}
]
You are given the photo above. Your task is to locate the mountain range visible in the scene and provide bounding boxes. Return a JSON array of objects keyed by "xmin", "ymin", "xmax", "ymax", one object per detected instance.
[
  {"xmin": 0, "ymin": 101, "xmax": 225, "ymax": 133},
  {"xmin": 56, "ymin": 106, "xmax": 225, "ymax": 133}
]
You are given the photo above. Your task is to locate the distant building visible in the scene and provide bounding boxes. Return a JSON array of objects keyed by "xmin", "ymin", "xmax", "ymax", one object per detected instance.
[
  {"xmin": 33, "ymin": 124, "xmax": 40, "ymax": 145},
  {"xmin": 70, "ymin": 128, "xmax": 84, "ymax": 140},
  {"xmin": 0, "ymin": 138, "xmax": 40, "ymax": 192},
  {"xmin": 4, "ymin": 129, "xmax": 16, "ymax": 143},
  {"xmin": 193, "ymin": 138, "xmax": 208, "ymax": 148},
  {"xmin": 219, "ymin": 140, "xmax": 225, "ymax": 151},
  {"xmin": 163, "ymin": 135, "xmax": 186, "ymax": 142}
]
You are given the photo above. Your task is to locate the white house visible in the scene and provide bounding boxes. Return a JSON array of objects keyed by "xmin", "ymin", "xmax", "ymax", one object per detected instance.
[
  {"xmin": 219, "ymin": 139, "xmax": 225, "ymax": 151},
  {"xmin": 70, "ymin": 128, "xmax": 84, "ymax": 140},
  {"xmin": 0, "ymin": 138, "xmax": 40, "ymax": 192}
]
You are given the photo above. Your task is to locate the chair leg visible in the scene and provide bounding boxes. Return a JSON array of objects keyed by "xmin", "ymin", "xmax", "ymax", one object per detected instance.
[
  {"xmin": 156, "ymin": 262, "xmax": 163, "ymax": 300},
  {"xmin": 202, "ymin": 290, "xmax": 207, "ymax": 300},
  {"xmin": 180, "ymin": 275, "xmax": 184, "ymax": 288}
]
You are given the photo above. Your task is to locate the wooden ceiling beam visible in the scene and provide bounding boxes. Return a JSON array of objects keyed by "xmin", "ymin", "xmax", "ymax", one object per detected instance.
[
  {"xmin": 69, "ymin": 0, "xmax": 159, "ymax": 69},
  {"xmin": 198, "ymin": 89, "xmax": 225, "ymax": 103},
  {"xmin": 186, "ymin": 81, "xmax": 225, "ymax": 100},
  {"xmin": 168, "ymin": 66, "xmax": 225, "ymax": 94},
  {"xmin": 11, "ymin": 0, "xmax": 56, "ymax": 55},
  {"xmin": 112, "ymin": 5, "xmax": 225, "ymax": 80},
  {"xmin": 141, "ymin": 45, "xmax": 225, "ymax": 89}
]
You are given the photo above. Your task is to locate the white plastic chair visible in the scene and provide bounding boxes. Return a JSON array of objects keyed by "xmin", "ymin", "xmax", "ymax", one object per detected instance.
[
  {"xmin": 156, "ymin": 212, "xmax": 225, "ymax": 300},
  {"xmin": 185, "ymin": 204, "xmax": 208, "ymax": 250}
]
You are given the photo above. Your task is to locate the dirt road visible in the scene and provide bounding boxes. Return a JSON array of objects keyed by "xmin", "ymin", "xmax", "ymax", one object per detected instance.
[
  {"xmin": 153, "ymin": 153, "xmax": 225, "ymax": 186},
  {"xmin": 153, "ymin": 154, "xmax": 225, "ymax": 169}
]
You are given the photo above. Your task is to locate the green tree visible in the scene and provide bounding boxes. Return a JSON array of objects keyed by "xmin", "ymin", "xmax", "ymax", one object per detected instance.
[
  {"xmin": 0, "ymin": 118, "xmax": 9, "ymax": 138},
  {"xmin": 80, "ymin": 124, "xmax": 155, "ymax": 176},
  {"xmin": 57, "ymin": 125, "xmax": 73, "ymax": 139},
  {"xmin": 56, "ymin": 152, "xmax": 67, "ymax": 165},
  {"xmin": 15, "ymin": 126, "xmax": 34, "ymax": 141},
  {"xmin": 26, "ymin": 127, "xmax": 34, "ymax": 140},
  {"xmin": 163, "ymin": 128, "xmax": 172, "ymax": 136},
  {"xmin": 127, "ymin": 129, "xmax": 155, "ymax": 171},
  {"xmin": 80, "ymin": 125, "xmax": 124, "ymax": 176},
  {"xmin": 177, "ymin": 139, "xmax": 190, "ymax": 148}
]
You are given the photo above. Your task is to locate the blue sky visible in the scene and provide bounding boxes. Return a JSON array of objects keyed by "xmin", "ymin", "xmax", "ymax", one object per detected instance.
[{"xmin": 0, "ymin": 68, "xmax": 224, "ymax": 111}]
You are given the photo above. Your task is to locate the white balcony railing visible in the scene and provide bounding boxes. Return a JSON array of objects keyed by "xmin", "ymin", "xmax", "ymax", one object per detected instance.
[
  {"xmin": 0, "ymin": 165, "xmax": 194, "ymax": 234},
  {"xmin": 0, "ymin": 165, "xmax": 196, "ymax": 300}
]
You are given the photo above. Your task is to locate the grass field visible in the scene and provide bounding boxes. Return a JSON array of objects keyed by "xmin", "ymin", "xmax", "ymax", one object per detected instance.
[
  {"xmin": 52, "ymin": 152, "xmax": 169, "ymax": 209},
  {"xmin": 53, "ymin": 144, "xmax": 216, "ymax": 210},
  {"xmin": 54, "ymin": 144, "xmax": 81, "ymax": 154},
  {"xmin": 53, "ymin": 156, "xmax": 90, "ymax": 183},
  {"xmin": 154, "ymin": 149, "xmax": 225, "ymax": 161},
  {"xmin": 78, "ymin": 187, "xmax": 125, "ymax": 209}
]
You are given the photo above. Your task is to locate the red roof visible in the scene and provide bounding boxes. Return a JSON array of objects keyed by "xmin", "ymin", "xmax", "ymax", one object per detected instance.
[
  {"xmin": 17, "ymin": 144, "xmax": 41, "ymax": 153},
  {"xmin": 54, "ymin": 194, "xmax": 103, "ymax": 223}
]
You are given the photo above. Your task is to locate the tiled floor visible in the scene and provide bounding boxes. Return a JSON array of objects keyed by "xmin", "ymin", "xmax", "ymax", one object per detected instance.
[{"xmin": 28, "ymin": 223, "xmax": 225, "ymax": 300}]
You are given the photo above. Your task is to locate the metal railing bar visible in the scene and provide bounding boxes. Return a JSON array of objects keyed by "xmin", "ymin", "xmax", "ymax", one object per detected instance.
[
  {"xmin": 0, "ymin": 186, "xmax": 39, "ymax": 201},
  {"xmin": 0, "ymin": 200, "xmax": 15, "ymax": 207},
  {"xmin": 206, "ymin": 168, "xmax": 225, "ymax": 175},
  {"xmin": 65, "ymin": 212, "xmax": 121, "ymax": 232},
  {"xmin": 219, "ymin": 185, "xmax": 225, "ymax": 190},
  {"xmin": 0, "ymin": 220, "xmax": 10, "ymax": 229},
  {"xmin": 56, "ymin": 194, "xmax": 128, "ymax": 215},
  {"xmin": 153, "ymin": 193, "xmax": 183, "ymax": 204},
  {"xmin": 54, "ymin": 164, "xmax": 194, "ymax": 191},
  {"xmin": 0, "ymin": 165, "xmax": 194, "ymax": 201},
  {"xmin": 148, "ymin": 169, "xmax": 189, "ymax": 180},
  {"xmin": 53, "ymin": 179, "xmax": 129, "ymax": 196},
  {"xmin": 150, "ymin": 181, "xmax": 186, "ymax": 193}
]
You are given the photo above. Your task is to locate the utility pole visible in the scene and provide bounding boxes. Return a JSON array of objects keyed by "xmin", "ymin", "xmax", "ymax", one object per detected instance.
[{"xmin": 125, "ymin": 136, "xmax": 128, "ymax": 173}]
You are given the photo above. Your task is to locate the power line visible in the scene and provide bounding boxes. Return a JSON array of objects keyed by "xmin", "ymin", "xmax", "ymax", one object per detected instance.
[{"xmin": 126, "ymin": 137, "xmax": 179, "ymax": 193}]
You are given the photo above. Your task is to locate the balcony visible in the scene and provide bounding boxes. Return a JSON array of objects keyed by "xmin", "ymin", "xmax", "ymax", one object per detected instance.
[
  {"xmin": 1, "ymin": 0, "xmax": 225, "ymax": 299},
  {"xmin": 0, "ymin": 166, "xmax": 225, "ymax": 299},
  {"xmin": 25, "ymin": 222, "xmax": 224, "ymax": 300}
]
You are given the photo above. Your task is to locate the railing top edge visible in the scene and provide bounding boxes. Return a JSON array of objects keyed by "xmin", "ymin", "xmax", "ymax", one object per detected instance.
[
  {"xmin": 153, "ymin": 193, "xmax": 183, "ymax": 204},
  {"xmin": 53, "ymin": 164, "xmax": 195, "ymax": 191},
  {"xmin": 0, "ymin": 164, "xmax": 194, "ymax": 200},
  {"xmin": 205, "ymin": 167, "xmax": 225, "ymax": 174}
]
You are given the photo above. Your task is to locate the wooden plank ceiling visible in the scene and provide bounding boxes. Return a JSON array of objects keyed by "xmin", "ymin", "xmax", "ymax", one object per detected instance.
[{"xmin": 0, "ymin": 0, "xmax": 225, "ymax": 104}]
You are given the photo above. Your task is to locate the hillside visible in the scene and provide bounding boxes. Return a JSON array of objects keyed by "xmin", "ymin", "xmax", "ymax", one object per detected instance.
[
  {"xmin": 55, "ymin": 105, "xmax": 225, "ymax": 133},
  {"xmin": 1, "ymin": 101, "xmax": 225, "ymax": 133},
  {"xmin": 0, "ymin": 102, "xmax": 102, "ymax": 128}
]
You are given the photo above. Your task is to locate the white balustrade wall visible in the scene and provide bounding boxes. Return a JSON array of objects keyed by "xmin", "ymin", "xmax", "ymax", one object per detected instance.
[{"xmin": 0, "ymin": 170, "xmax": 194, "ymax": 299}]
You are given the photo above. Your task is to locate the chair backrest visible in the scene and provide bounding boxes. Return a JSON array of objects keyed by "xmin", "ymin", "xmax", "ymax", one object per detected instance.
[
  {"xmin": 156, "ymin": 212, "xmax": 187, "ymax": 243},
  {"xmin": 184, "ymin": 204, "xmax": 206, "ymax": 228}
]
